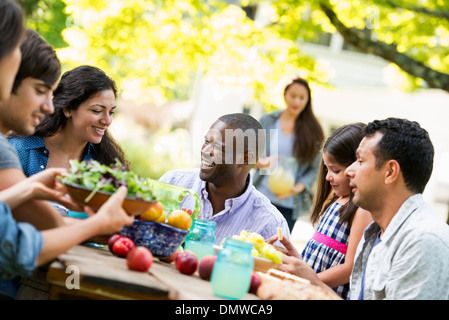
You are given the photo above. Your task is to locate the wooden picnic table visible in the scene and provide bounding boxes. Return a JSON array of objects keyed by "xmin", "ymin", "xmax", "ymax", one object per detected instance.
[{"xmin": 46, "ymin": 244, "xmax": 259, "ymax": 300}]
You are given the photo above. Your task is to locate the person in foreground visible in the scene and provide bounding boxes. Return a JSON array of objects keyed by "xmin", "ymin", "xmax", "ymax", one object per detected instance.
[
  {"xmin": 0, "ymin": 18, "xmax": 135, "ymax": 298},
  {"xmin": 273, "ymin": 118, "xmax": 449, "ymax": 300},
  {"xmin": 0, "ymin": 28, "xmax": 71, "ymax": 230},
  {"xmin": 159, "ymin": 113, "xmax": 290, "ymax": 245}
]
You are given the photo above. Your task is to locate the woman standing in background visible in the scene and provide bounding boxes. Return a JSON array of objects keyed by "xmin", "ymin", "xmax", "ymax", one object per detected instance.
[{"xmin": 253, "ymin": 76, "xmax": 324, "ymax": 232}]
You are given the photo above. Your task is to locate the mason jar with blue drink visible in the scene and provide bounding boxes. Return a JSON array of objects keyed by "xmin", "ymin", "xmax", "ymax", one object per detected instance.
[
  {"xmin": 210, "ymin": 238, "xmax": 254, "ymax": 300},
  {"xmin": 184, "ymin": 219, "xmax": 216, "ymax": 262}
]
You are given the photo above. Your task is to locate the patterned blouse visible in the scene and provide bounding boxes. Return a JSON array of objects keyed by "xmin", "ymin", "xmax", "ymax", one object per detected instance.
[{"xmin": 301, "ymin": 202, "xmax": 351, "ymax": 299}]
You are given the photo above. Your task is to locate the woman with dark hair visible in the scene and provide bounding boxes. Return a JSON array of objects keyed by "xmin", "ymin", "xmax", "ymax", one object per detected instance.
[
  {"xmin": 253, "ymin": 76, "xmax": 324, "ymax": 232},
  {"xmin": 0, "ymin": 0, "xmax": 25, "ymax": 101},
  {"xmin": 9, "ymin": 64, "xmax": 128, "ymax": 179}
]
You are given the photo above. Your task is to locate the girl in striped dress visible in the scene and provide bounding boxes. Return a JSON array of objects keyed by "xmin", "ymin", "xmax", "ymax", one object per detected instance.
[{"xmin": 301, "ymin": 123, "xmax": 373, "ymax": 299}]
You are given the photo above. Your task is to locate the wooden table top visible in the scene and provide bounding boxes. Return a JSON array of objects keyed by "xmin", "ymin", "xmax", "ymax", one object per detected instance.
[{"xmin": 47, "ymin": 244, "xmax": 259, "ymax": 300}]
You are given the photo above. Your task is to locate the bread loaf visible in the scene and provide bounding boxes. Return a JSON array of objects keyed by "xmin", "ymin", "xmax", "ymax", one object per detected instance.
[{"xmin": 256, "ymin": 269, "xmax": 341, "ymax": 300}]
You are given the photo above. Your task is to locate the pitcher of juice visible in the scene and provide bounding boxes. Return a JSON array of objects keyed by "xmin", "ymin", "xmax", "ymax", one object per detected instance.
[
  {"xmin": 145, "ymin": 179, "xmax": 201, "ymax": 219},
  {"xmin": 267, "ymin": 156, "xmax": 296, "ymax": 195}
]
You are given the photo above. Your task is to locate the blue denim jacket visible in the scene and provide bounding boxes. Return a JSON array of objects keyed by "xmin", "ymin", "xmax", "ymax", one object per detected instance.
[
  {"xmin": 8, "ymin": 135, "xmax": 95, "ymax": 177},
  {"xmin": 252, "ymin": 111, "xmax": 321, "ymax": 219},
  {"xmin": 0, "ymin": 202, "xmax": 43, "ymax": 280}
]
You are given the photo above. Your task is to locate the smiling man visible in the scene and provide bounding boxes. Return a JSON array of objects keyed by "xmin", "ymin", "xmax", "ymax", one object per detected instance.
[
  {"xmin": 0, "ymin": 28, "xmax": 67, "ymax": 231},
  {"xmin": 159, "ymin": 113, "xmax": 290, "ymax": 245}
]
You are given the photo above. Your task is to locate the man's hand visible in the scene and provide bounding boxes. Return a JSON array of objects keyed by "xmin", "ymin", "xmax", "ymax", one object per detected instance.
[
  {"xmin": 26, "ymin": 168, "xmax": 83, "ymax": 211},
  {"xmin": 88, "ymin": 186, "xmax": 135, "ymax": 235}
]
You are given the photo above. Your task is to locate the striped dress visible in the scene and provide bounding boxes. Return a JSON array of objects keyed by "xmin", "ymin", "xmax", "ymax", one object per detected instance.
[{"xmin": 301, "ymin": 202, "xmax": 351, "ymax": 299}]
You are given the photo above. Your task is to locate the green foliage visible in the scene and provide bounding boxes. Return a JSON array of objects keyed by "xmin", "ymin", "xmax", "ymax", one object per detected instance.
[
  {"xmin": 23, "ymin": 0, "xmax": 449, "ymax": 98},
  {"xmin": 269, "ymin": 0, "xmax": 449, "ymax": 91},
  {"xmin": 19, "ymin": 0, "xmax": 69, "ymax": 48},
  {"xmin": 21, "ymin": 0, "xmax": 449, "ymax": 176},
  {"xmin": 56, "ymin": 0, "xmax": 326, "ymax": 109}
]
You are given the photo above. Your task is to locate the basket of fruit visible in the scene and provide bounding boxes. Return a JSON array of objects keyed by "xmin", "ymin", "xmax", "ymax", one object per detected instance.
[
  {"xmin": 121, "ymin": 208, "xmax": 194, "ymax": 258},
  {"xmin": 60, "ymin": 159, "xmax": 157, "ymax": 215},
  {"xmin": 119, "ymin": 179, "xmax": 202, "ymax": 258}
]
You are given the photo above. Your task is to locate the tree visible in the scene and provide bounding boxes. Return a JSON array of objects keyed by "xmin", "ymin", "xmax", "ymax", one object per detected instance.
[
  {"xmin": 268, "ymin": 0, "xmax": 449, "ymax": 93},
  {"xmin": 23, "ymin": 0, "xmax": 449, "ymax": 104},
  {"xmin": 55, "ymin": 0, "xmax": 326, "ymax": 109},
  {"xmin": 19, "ymin": 0, "xmax": 69, "ymax": 48}
]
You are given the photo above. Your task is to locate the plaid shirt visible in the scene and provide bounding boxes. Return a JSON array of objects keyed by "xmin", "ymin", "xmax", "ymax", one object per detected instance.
[{"xmin": 302, "ymin": 202, "xmax": 351, "ymax": 299}]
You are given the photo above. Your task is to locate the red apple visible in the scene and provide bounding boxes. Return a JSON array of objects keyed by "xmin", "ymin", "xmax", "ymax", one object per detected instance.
[
  {"xmin": 127, "ymin": 247, "xmax": 153, "ymax": 272},
  {"xmin": 198, "ymin": 255, "xmax": 217, "ymax": 281},
  {"xmin": 175, "ymin": 250, "xmax": 198, "ymax": 275},
  {"xmin": 159, "ymin": 251, "xmax": 178, "ymax": 263},
  {"xmin": 248, "ymin": 271, "xmax": 262, "ymax": 294},
  {"xmin": 108, "ymin": 234, "xmax": 123, "ymax": 252},
  {"xmin": 112, "ymin": 236, "xmax": 135, "ymax": 258}
]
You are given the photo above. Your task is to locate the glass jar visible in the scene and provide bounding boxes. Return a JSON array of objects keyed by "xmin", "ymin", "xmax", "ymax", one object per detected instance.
[
  {"xmin": 184, "ymin": 219, "xmax": 216, "ymax": 262},
  {"xmin": 210, "ymin": 238, "xmax": 254, "ymax": 300}
]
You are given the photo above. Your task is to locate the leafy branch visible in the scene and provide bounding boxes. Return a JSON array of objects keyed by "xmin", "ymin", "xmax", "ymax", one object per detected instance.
[{"xmin": 318, "ymin": 0, "xmax": 449, "ymax": 93}]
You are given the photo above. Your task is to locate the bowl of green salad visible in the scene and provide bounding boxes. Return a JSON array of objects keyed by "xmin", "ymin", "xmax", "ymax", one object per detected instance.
[{"xmin": 60, "ymin": 159, "xmax": 157, "ymax": 216}]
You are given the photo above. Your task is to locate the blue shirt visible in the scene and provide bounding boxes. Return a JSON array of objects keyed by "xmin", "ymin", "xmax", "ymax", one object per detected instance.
[
  {"xmin": 0, "ymin": 201, "xmax": 43, "ymax": 280},
  {"xmin": 159, "ymin": 168, "xmax": 291, "ymax": 245},
  {"xmin": 8, "ymin": 135, "xmax": 95, "ymax": 177}
]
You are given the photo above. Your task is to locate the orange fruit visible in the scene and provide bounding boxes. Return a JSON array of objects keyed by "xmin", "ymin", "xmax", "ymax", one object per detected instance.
[
  {"xmin": 155, "ymin": 211, "xmax": 166, "ymax": 223},
  {"xmin": 167, "ymin": 210, "xmax": 193, "ymax": 230},
  {"xmin": 140, "ymin": 201, "xmax": 165, "ymax": 222}
]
